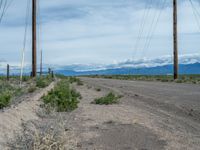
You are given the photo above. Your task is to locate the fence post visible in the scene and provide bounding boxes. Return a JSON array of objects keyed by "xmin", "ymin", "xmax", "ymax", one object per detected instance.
[
  {"xmin": 7, "ymin": 64, "xmax": 9, "ymax": 81},
  {"xmin": 48, "ymin": 68, "xmax": 51, "ymax": 75},
  {"xmin": 51, "ymin": 71, "xmax": 54, "ymax": 78}
]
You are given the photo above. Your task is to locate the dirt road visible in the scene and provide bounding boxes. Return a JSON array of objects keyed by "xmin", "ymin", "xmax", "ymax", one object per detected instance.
[{"xmin": 69, "ymin": 77, "xmax": 200, "ymax": 150}]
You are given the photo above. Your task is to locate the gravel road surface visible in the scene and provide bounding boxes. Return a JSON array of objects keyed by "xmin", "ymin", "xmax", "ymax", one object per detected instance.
[{"xmin": 71, "ymin": 77, "xmax": 200, "ymax": 150}]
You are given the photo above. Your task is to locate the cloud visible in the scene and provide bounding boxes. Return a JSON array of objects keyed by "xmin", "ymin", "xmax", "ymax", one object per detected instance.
[
  {"xmin": 48, "ymin": 53, "xmax": 200, "ymax": 72},
  {"xmin": 0, "ymin": 0, "xmax": 200, "ymax": 66}
]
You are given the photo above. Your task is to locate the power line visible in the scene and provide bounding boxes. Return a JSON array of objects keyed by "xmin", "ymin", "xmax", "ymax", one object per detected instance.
[
  {"xmin": 189, "ymin": 0, "xmax": 200, "ymax": 31},
  {"xmin": 132, "ymin": 0, "xmax": 153, "ymax": 61},
  {"xmin": 0, "ymin": 0, "xmax": 13, "ymax": 23},
  {"xmin": 0, "ymin": 0, "xmax": 8, "ymax": 23},
  {"xmin": 143, "ymin": 0, "xmax": 167, "ymax": 53},
  {"xmin": 20, "ymin": 0, "xmax": 31, "ymax": 86},
  {"xmin": 140, "ymin": 0, "xmax": 161, "ymax": 56},
  {"xmin": 134, "ymin": 0, "xmax": 152, "ymax": 53}
]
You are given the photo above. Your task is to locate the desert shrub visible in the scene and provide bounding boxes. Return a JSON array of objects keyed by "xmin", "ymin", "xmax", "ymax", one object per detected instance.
[
  {"xmin": 69, "ymin": 77, "xmax": 78, "ymax": 83},
  {"xmin": 7, "ymin": 118, "xmax": 67, "ymax": 150},
  {"xmin": 36, "ymin": 75, "xmax": 53, "ymax": 88},
  {"xmin": 42, "ymin": 80, "xmax": 80, "ymax": 112},
  {"xmin": 22, "ymin": 76, "xmax": 30, "ymax": 82},
  {"xmin": 95, "ymin": 88, "xmax": 101, "ymax": 92},
  {"xmin": 92, "ymin": 92, "xmax": 121, "ymax": 105},
  {"xmin": 0, "ymin": 82, "xmax": 15, "ymax": 108},
  {"xmin": 68, "ymin": 77, "xmax": 84, "ymax": 85},
  {"xmin": 175, "ymin": 79, "xmax": 183, "ymax": 83},
  {"xmin": 28, "ymin": 86, "xmax": 37, "ymax": 93},
  {"xmin": 76, "ymin": 79, "xmax": 84, "ymax": 86},
  {"xmin": 0, "ymin": 91, "xmax": 12, "ymax": 109},
  {"xmin": 161, "ymin": 79, "xmax": 169, "ymax": 82}
]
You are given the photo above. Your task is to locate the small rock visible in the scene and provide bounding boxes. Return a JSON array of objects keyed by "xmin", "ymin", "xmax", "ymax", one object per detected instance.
[
  {"xmin": 65, "ymin": 128, "xmax": 69, "ymax": 131},
  {"xmin": 77, "ymin": 143, "xmax": 82, "ymax": 148},
  {"xmin": 188, "ymin": 112, "xmax": 193, "ymax": 116},
  {"xmin": 134, "ymin": 94, "xmax": 139, "ymax": 97}
]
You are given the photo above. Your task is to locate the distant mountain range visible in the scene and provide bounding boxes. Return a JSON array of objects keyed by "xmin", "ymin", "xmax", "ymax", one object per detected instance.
[
  {"xmin": 0, "ymin": 54, "xmax": 200, "ymax": 75},
  {"xmin": 54, "ymin": 63, "xmax": 200, "ymax": 76}
]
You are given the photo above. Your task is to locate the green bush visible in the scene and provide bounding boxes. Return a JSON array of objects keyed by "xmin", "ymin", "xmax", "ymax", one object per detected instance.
[
  {"xmin": 36, "ymin": 76, "xmax": 53, "ymax": 88},
  {"xmin": 95, "ymin": 88, "xmax": 101, "ymax": 92},
  {"xmin": 69, "ymin": 77, "xmax": 78, "ymax": 83},
  {"xmin": 92, "ymin": 92, "xmax": 120, "ymax": 105},
  {"xmin": 22, "ymin": 76, "xmax": 30, "ymax": 82},
  {"xmin": 28, "ymin": 86, "xmax": 37, "ymax": 93},
  {"xmin": 42, "ymin": 80, "xmax": 80, "ymax": 112},
  {"xmin": 175, "ymin": 79, "xmax": 183, "ymax": 83},
  {"xmin": 68, "ymin": 77, "xmax": 84, "ymax": 85},
  {"xmin": 77, "ymin": 79, "xmax": 84, "ymax": 86},
  {"xmin": 0, "ymin": 91, "xmax": 12, "ymax": 109}
]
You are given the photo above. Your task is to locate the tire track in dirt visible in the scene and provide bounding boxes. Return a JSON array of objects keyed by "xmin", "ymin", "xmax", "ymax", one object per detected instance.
[{"xmin": 71, "ymin": 77, "xmax": 200, "ymax": 150}]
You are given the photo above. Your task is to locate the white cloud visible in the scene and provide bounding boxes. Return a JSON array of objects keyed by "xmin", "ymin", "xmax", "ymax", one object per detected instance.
[{"xmin": 0, "ymin": 0, "xmax": 199, "ymax": 66}]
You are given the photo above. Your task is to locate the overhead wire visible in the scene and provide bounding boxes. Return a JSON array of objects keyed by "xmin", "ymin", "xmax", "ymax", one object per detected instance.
[
  {"xmin": 133, "ymin": 0, "xmax": 152, "ymax": 56},
  {"xmin": 0, "ymin": 0, "xmax": 8, "ymax": 23},
  {"xmin": 37, "ymin": 0, "xmax": 42, "ymax": 57},
  {"xmin": 140, "ymin": 0, "xmax": 161, "ymax": 58},
  {"xmin": 130, "ymin": 0, "xmax": 153, "ymax": 73},
  {"xmin": 20, "ymin": 0, "xmax": 31, "ymax": 87},
  {"xmin": 189, "ymin": 0, "xmax": 200, "ymax": 31},
  {"xmin": 0, "ymin": 0, "xmax": 13, "ymax": 23},
  {"xmin": 133, "ymin": 0, "xmax": 166, "ymax": 74},
  {"xmin": 142, "ymin": 0, "xmax": 167, "ymax": 54}
]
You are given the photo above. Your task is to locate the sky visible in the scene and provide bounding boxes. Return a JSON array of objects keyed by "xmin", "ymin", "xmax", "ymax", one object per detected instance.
[{"xmin": 0, "ymin": 0, "xmax": 200, "ymax": 67}]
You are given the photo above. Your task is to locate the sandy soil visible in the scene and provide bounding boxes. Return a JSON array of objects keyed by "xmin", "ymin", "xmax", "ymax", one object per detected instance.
[{"xmin": 0, "ymin": 81, "xmax": 57, "ymax": 149}]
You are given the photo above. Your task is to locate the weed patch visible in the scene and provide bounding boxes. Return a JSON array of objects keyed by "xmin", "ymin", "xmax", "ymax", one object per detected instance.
[
  {"xmin": 42, "ymin": 80, "xmax": 80, "ymax": 112},
  {"xmin": 95, "ymin": 88, "xmax": 101, "ymax": 92},
  {"xmin": 0, "ymin": 82, "xmax": 21, "ymax": 109},
  {"xmin": 69, "ymin": 77, "xmax": 84, "ymax": 86},
  {"xmin": 36, "ymin": 75, "xmax": 54, "ymax": 88},
  {"xmin": 28, "ymin": 86, "xmax": 37, "ymax": 93},
  {"xmin": 92, "ymin": 92, "xmax": 121, "ymax": 105},
  {"xmin": 0, "ymin": 91, "xmax": 12, "ymax": 109}
]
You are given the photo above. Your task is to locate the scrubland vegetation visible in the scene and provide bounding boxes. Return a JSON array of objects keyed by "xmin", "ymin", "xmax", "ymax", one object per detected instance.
[
  {"xmin": 42, "ymin": 79, "xmax": 81, "ymax": 112},
  {"xmin": 6, "ymin": 76, "xmax": 82, "ymax": 149},
  {"xmin": 0, "ymin": 75, "xmax": 54, "ymax": 109},
  {"xmin": 88, "ymin": 74, "xmax": 200, "ymax": 84}
]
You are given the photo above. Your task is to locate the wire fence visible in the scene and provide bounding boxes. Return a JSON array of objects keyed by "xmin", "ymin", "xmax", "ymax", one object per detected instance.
[{"xmin": 0, "ymin": 65, "xmax": 53, "ymax": 77}]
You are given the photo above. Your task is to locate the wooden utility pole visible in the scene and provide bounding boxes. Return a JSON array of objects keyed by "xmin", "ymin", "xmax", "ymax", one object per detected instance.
[
  {"xmin": 40, "ymin": 50, "xmax": 42, "ymax": 76},
  {"xmin": 7, "ymin": 64, "xmax": 9, "ymax": 81},
  {"xmin": 32, "ymin": 0, "xmax": 37, "ymax": 77},
  {"xmin": 173, "ymin": 0, "xmax": 178, "ymax": 80}
]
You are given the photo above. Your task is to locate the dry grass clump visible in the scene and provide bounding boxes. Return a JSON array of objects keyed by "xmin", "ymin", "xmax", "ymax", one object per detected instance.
[{"xmin": 7, "ymin": 114, "xmax": 75, "ymax": 150}]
